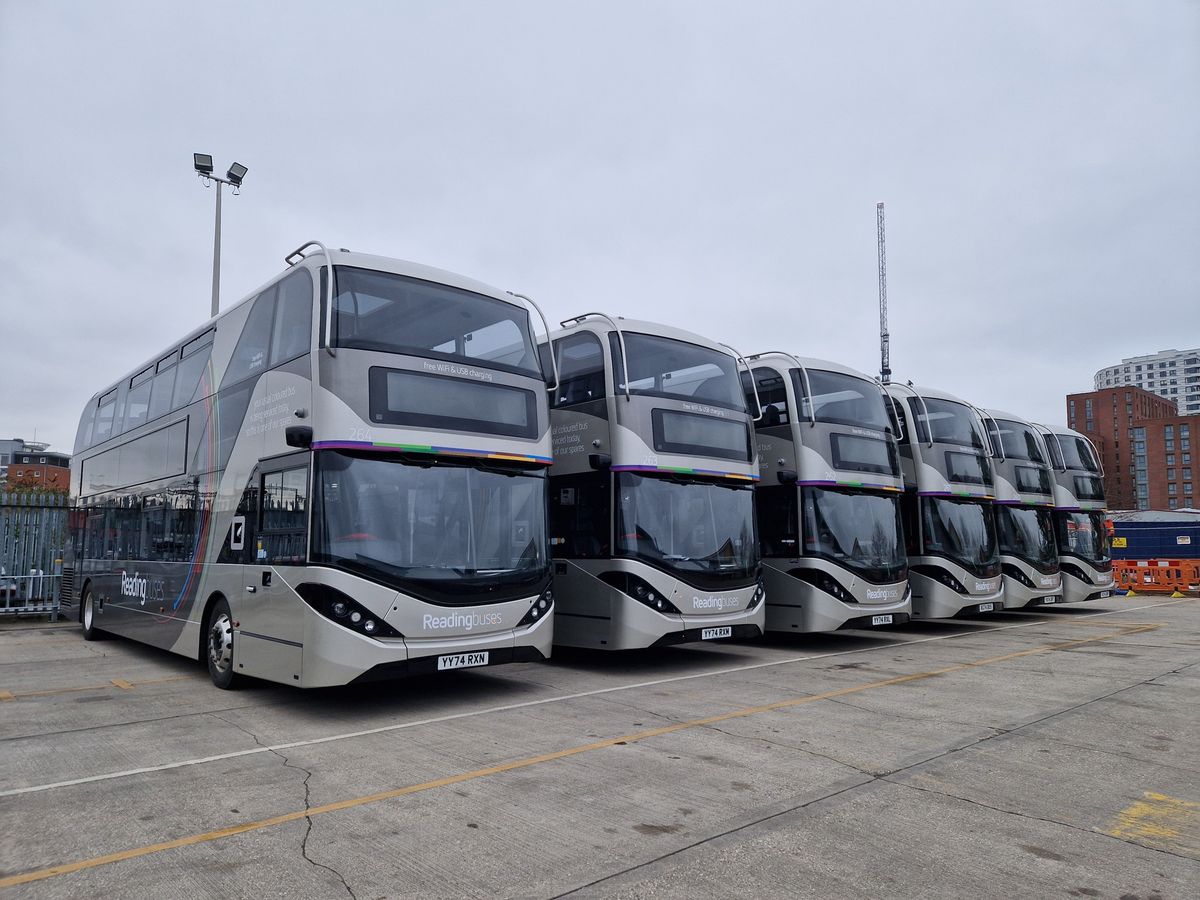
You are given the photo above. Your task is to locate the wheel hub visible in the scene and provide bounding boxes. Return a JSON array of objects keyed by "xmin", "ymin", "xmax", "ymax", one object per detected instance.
[{"xmin": 208, "ymin": 613, "xmax": 234, "ymax": 674}]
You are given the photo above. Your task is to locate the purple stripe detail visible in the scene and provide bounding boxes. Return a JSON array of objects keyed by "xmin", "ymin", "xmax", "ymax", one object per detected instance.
[
  {"xmin": 311, "ymin": 440, "xmax": 552, "ymax": 464},
  {"xmin": 611, "ymin": 464, "xmax": 759, "ymax": 481}
]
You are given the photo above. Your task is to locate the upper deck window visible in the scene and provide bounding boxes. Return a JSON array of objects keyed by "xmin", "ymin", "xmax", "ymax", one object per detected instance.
[
  {"xmin": 908, "ymin": 397, "xmax": 985, "ymax": 449},
  {"xmin": 794, "ymin": 369, "xmax": 891, "ymax": 431},
  {"xmin": 610, "ymin": 332, "xmax": 746, "ymax": 412},
  {"xmin": 1056, "ymin": 435, "xmax": 1101, "ymax": 473},
  {"xmin": 742, "ymin": 367, "xmax": 790, "ymax": 426},
  {"xmin": 988, "ymin": 419, "xmax": 1046, "ymax": 462},
  {"xmin": 330, "ymin": 267, "xmax": 539, "ymax": 378}
]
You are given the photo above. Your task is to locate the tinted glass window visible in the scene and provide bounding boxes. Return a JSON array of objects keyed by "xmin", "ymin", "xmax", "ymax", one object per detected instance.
[
  {"xmin": 223, "ymin": 292, "xmax": 276, "ymax": 388},
  {"xmin": 611, "ymin": 332, "xmax": 746, "ymax": 411},
  {"xmin": 991, "ymin": 419, "xmax": 1045, "ymax": 462},
  {"xmin": 149, "ymin": 363, "xmax": 177, "ymax": 420},
  {"xmin": 745, "ymin": 367, "xmax": 790, "ymax": 426},
  {"xmin": 756, "ymin": 483, "xmax": 799, "ymax": 557},
  {"xmin": 123, "ymin": 371, "xmax": 153, "ymax": 433},
  {"xmin": 174, "ymin": 332, "xmax": 214, "ymax": 408},
  {"xmin": 551, "ymin": 332, "xmax": 606, "ymax": 406},
  {"xmin": 270, "ymin": 270, "xmax": 313, "ymax": 366},
  {"xmin": 908, "ymin": 397, "xmax": 985, "ymax": 449},
  {"xmin": 549, "ymin": 472, "xmax": 611, "ymax": 558},
  {"xmin": 796, "ymin": 369, "xmax": 891, "ymax": 431},
  {"xmin": 74, "ymin": 404, "xmax": 96, "ymax": 453},
  {"xmin": 109, "ymin": 382, "xmax": 129, "ymax": 437},
  {"xmin": 330, "ymin": 267, "xmax": 539, "ymax": 376},
  {"xmin": 261, "ymin": 465, "xmax": 309, "ymax": 564}
]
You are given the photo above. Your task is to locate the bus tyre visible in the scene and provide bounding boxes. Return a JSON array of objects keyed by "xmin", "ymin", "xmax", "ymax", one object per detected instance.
[
  {"xmin": 206, "ymin": 598, "xmax": 241, "ymax": 690},
  {"xmin": 81, "ymin": 588, "xmax": 104, "ymax": 641}
]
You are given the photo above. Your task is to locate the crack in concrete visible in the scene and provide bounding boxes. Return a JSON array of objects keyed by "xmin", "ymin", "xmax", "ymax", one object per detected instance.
[
  {"xmin": 699, "ymin": 721, "xmax": 883, "ymax": 777},
  {"xmin": 822, "ymin": 694, "xmax": 1003, "ymax": 732},
  {"xmin": 211, "ymin": 713, "xmax": 357, "ymax": 900}
]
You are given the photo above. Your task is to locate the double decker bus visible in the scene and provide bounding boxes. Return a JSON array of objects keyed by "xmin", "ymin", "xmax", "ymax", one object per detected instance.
[
  {"xmin": 884, "ymin": 382, "xmax": 1003, "ymax": 618},
  {"xmin": 1035, "ymin": 425, "xmax": 1115, "ymax": 604},
  {"xmin": 64, "ymin": 242, "xmax": 555, "ymax": 688},
  {"xmin": 982, "ymin": 409, "xmax": 1062, "ymax": 608},
  {"xmin": 541, "ymin": 315, "xmax": 765, "ymax": 649},
  {"xmin": 741, "ymin": 353, "xmax": 910, "ymax": 632}
]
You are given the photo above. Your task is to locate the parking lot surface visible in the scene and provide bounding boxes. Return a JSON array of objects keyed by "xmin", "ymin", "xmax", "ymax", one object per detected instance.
[{"xmin": 2, "ymin": 596, "xmax": 1198, "ymax": 898}]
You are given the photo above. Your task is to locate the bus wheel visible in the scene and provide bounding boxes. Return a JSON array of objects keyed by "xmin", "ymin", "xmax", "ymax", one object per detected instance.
[
  {"xmin": 81, "ymin": 588, "xmax": 104, "ymax": 641},
  {"xmin": 206, "ymin": 599, "xmax": 241, "ymax": 690}
]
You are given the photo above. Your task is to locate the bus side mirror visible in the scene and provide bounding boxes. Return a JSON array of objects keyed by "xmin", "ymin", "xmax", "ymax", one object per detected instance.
[
  {"xmin": 285, "ymin": 426, "xmax": 313, "ymax": 449},
  {"xmin": 588, "ymin": 453, "xmax": 612, "ymax": 470},
  {"xmin": 777, "ymin": 469, "xmax": 798, "ymax": 484}
]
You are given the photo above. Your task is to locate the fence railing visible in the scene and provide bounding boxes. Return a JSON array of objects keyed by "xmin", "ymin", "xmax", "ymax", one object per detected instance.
[{"xmin": 1, "ymin": 491, "xmax": 69, "ymax": 620}]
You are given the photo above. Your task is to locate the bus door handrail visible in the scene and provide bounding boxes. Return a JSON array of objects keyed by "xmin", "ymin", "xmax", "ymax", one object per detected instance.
[
  {"xmin": 285, "ymin": 240, "xmax": 337, "ymax": 358},
  {"xmin": 561, "ymin": 312, "xmax": 630, "ymax": 401},
  {"xmin": 911, "ymin": 388, "xmax": 935, "ymax": 449},
  {"xmin": 747, "ymin": 351, "xmax": 814, "ymax": 427},
  {"xmin": 507, "ymin": 292, "xmax": 559, "ymax": 394},
  {"xmin": 720, "ymin": 344, "xmax": 763, "ymax": 422}
]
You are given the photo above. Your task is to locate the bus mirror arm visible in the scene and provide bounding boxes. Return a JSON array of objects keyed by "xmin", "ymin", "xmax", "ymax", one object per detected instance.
[
  {"xmin": 508, "ymin": 292, "xmax": 559, "ymax": 394},
  {"xmin": 284, "ymin": 240, "xmax": 337, "ymax": 358},
  {"xmin": 285, "ymin": 426, "xmax": 313, "ymax": 449},
  {"xmin": 720, "ymin": 344, "xmax": 762, "ymax": 422}
]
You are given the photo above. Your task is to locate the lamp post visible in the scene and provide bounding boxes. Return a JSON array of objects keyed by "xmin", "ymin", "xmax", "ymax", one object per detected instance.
[{"xmin": 193, "ymin": 154, "xmax": 248, "ymax": 318}]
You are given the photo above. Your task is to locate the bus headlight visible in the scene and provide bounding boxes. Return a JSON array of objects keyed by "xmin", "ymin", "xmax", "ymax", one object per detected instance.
[
  {"xmin": 747, "ymin": 579, "xmax": 766, "ymax": 610},
  {"xmin": 297, "ymin": 583, "xmax": 403, "ymax": 638},
  {"xmin": 599, "ymin": 572, "xmax": 683, "ymax": 615},
  {"xmin": 517, "ymin": 586, "xmax": 554, "ymax": 628},
  {"xmin": 1002, "ymin": 564, "xmax": 1035, "ymax": 589}
]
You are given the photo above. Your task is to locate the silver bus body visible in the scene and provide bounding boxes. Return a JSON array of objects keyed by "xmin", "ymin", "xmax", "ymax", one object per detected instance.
[
  {"xmin": 1035, "ymin": 425, "xmax": 1115, "ymax": 604},
  {"xmin": 982, "ymin": 409, "xmax": 1063, "ymax": 609},
  {"xmin": 543, "ymin": 315, "xmax": 765, "ymax": 650},
  {"xmin": 66, "ymin": 244, "xmax": 554, "ymax": 687},
  {"xmin": 884, "ymin": 383, "xmax": 1004, "ymax": 618},
  {"xmin": 743, "ymin": 353, "xmax": 911, "ymax": 633}
]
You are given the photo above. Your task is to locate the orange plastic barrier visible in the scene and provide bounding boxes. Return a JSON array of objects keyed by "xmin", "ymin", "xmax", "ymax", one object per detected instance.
[{"xmin": 1113, "ymin": 559, "xmax": 1200, "ymax": 595}]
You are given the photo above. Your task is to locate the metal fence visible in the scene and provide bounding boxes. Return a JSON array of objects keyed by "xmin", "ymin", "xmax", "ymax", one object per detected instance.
[{"xmin": 1, "ymin": 491, "xmax": 69, "ymax": 619}]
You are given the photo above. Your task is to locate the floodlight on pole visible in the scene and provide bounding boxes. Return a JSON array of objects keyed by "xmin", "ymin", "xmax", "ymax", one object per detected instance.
[{"xmin": 193, "ymin": 153, "xmax": 249, "ymax": 318}]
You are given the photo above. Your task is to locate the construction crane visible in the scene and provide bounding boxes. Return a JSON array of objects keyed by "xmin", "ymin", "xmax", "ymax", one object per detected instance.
[{"xmin": 877, "ymin": 201, "xmax": 891, "ymax": 385}]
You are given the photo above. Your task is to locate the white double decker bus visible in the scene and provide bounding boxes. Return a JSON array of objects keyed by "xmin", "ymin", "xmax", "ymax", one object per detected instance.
[
  {"xmin": 65, "ymin": 242, "xmax": 555, "ymax": 688},
  {"xmin": 742, "ymin": 353, "xmax": 911, "ymax": 632},
  {"xmin": 541, "ymin": 315, "xmax": 765, "ymax": 649},
  {"xmin": 1037, "ymin": 425, "xmax": 1115, "ymax": 605}
]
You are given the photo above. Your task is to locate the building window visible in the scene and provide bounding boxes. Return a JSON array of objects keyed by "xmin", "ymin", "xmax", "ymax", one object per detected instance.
[
  {"xmin": 1169, "ymin": 498, "xmax": 1178, "ymax": 510},
  {"xmin": 1183, "ymin": 438, "xmax": 1191, "ymax": 451},
  {"xmin": 1185, "ymin": 483, "xmax": 1193, "ymax": 495},
  {"xmin": 1166, "ymin": 439, "xmax": 1175, "ymax": 451},
  {"xmin": 1134, "ymin": 441, "xmax": 1145, "ymax": 452},
  {"xmin": 1182, "ymin": 424, "xmax": 1191, "ymax": 438},
  {"xmin": 1168, "ymin": 484, "xmax": 1177, "ymax": 496},
  {"xmin": 1167, "ymin": 469, "xmax": 1176, "ymax": 481}
]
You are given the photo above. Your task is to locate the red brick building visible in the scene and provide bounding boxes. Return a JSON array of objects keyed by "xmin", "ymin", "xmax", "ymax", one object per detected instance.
[
  {"xmin": 3, "ymin": 450, "xmax": 71, "ymax": 493},
  {"xmin": 1066, "ymin": 386, "xmax": 1196, "ymax": 511}
]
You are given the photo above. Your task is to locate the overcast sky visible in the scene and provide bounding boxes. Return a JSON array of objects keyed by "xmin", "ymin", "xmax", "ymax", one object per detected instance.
[{"xmin": 2, "ymin": 0, "xmax": 1197, "ymax": 453}]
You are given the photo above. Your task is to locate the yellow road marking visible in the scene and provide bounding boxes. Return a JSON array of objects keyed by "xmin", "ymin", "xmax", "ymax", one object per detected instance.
[
  {"xmin": 1106, "ymin": 791, "xmax": 1199, "ymax": 857},
  {"xmin": 3, "ymin": 674, "xmax": 196, "ymax": 700},
  {"xmin": 0, "ymin": 621, "xmax": 1160, "ymax": 889}
]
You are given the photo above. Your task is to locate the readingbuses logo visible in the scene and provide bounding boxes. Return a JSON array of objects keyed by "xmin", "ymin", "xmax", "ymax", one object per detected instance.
[
  {"xmin": 865, "ymin": 586, "xmax": 900, "ymax": 601},
  {"xmin": 120, "ymin": 571, "xmax": 148, "ymax": 602},
  {"xmin": 692, "ymin": 595, "xmax": 736, "ymax": 610},
  {"xmin": 422, "ymin": 611, "xmax": 503, "ymax": 632}
]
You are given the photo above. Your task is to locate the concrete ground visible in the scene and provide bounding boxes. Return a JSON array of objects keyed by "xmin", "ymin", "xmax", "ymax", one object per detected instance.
[{"xmin": 1, "ymin": 596, "xmax": 1198, "ymax": 899}]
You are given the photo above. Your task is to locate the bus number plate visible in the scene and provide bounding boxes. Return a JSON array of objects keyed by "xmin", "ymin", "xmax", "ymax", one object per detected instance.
[
  {"xmin": 871, "ymin": 615, "xmax": 893, "ymax": 626},
  {"xmin": 1098, "ymin": 591, "xmax": 1111, "ymax": 599},
  {"xmin": 437, "ymin": 652, "xmax": 489, "ymax": 671},
  {"xmin": 977, "ymin": 603, "xmax": 995, "ymax": 613},
  {"xmin": 701, "ymin": 627, "xmax": 732, "ymax": 640},
  {"xmin": 1042, "ymin": 595, "xmax": 1060, "ymax": 604}
]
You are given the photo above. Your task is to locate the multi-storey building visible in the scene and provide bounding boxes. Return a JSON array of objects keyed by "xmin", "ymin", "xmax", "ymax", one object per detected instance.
[
  {"xmin": 1093, "ymin": 348, "xmax": 1200, "ymax": 415},
  {"xmin": 1066, "ymin": 387, "xmax": 1196, "ymax": 511}
]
